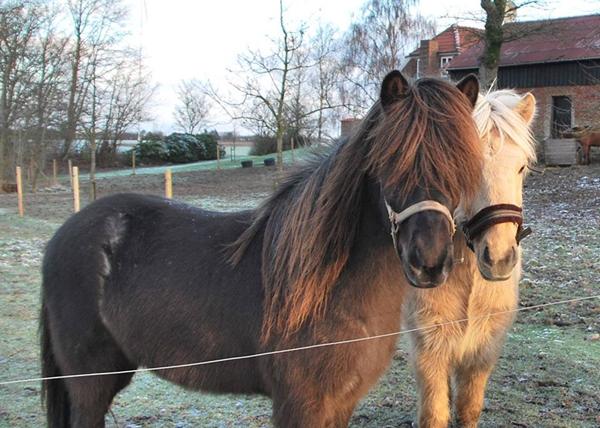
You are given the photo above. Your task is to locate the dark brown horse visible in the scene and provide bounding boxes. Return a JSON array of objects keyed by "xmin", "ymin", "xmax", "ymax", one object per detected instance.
[{"xmin": 40, "ymin": 71, "xmax": 483, "ymax": 427}]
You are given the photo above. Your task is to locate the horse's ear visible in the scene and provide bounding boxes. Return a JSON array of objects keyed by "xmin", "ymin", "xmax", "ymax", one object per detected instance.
[
  {"xmin": 515, "ymin": 92, "xmax": 536, "ymax": 125},
  {"xmin": 380, "ymin": 70, "xmax": 409, "ymax": 108},
  {"xmin": 456, "ymin": 74, "xmax": 479, "ymax": 108}
]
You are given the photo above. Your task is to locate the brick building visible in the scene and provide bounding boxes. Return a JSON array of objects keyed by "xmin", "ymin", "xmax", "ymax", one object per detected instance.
[
  {"xmin": 445, "ymin": 14, "xmax": 600, "ymax": 139},
  {"xmin": 402, "ymin": 25, "xmax": 480, "ymax": 79}
]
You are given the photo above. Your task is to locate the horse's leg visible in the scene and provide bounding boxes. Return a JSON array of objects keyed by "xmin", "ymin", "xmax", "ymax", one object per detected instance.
[
  {"xmin": 272, "ymin": 396, "xmax": 352, "ymax": 428},
  {"xmin": 66, "ymin": 372, "xmax": 134, "ymax": 427},
  {"xmin": 52, "ymin": 319, "xmax": 136, "ymax": 427},
  {"xmin": 271, "ymin": 383, "xmax": 359, "ymax": 428},
  {"xmin": 412, "ymin": 342, "xmax": 452, "ymax": 428},
  {"xmin": 584, "ymin": 143, "xmax": 591, "ymax": 164},
  {"xmin": 272, "ymin": 396, "xmax": 325, "ymax": 428},
  {"xmin": 453, "ymin": 363, "xmax": 494, "ymax": 428}
]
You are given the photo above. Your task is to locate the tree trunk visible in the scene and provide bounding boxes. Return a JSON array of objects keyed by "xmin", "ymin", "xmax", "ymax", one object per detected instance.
[
  {"xmin": 276, "ymin": 128, "xmax": 284, "ymax": 171},
  {"xmin": 64, "ymin": 31, "xmax": 82, "ymax": 159},
  {"xmin": 479, "ymin": 0, "xmax": 506, "ymax": 90},
  {"xmin": 0, "ymin": 80, "xmax": 11, "ymax": 184},
  {"xmin": 0, "ymin": 133, "xmax": 8, "ymax": 186}
]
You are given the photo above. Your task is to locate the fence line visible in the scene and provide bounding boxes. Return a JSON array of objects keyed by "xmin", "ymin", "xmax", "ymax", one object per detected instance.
[
  {"xmin": 165, "ymin": 168, "xmax": 173, "ymax": 198},
  {"xmin": 72, "ymin": 166, "xmax": 80, "ymax": 213},
  {"xmin": 16, "ymin": 166, "xmax": 24, "ymax": 217},
  {"xmin": 52, "ymin": 159, "xmax": 58, "ymax": 186},
  {"xmin": 0, "ymin": 294, "xmax": 598, "ymax": 387},
  {"xmin": 67, "ymin": 159, "xmax": 73, "ymax": 188},
  {"xmin": 10, "ymin": 163, "xmax": 186, "ymax": 218}
]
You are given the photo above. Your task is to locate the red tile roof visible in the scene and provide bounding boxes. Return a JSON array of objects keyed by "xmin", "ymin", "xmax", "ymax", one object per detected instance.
[
  {"xmin": 448, "ymin": 14, "xmax": 600, "ymax": 70},
  {"xmin": 407, "ymin": 25, "xmax": 481, "ymax": 57}
]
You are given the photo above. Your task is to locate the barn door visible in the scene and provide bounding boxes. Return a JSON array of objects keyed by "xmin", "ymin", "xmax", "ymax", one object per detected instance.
[{"xmin": 551, "ymin": 96, "xmax": 572, "ymax": 138}]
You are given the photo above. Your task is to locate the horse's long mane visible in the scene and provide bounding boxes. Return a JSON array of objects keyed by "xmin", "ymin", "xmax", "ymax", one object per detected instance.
[
  {"xmin": 474, "ymin": 89, "xmax": 537, "ymax": 162},
  {"xmin": 230, "ymin": 78, "xmax": 482, "ymax": 340}
]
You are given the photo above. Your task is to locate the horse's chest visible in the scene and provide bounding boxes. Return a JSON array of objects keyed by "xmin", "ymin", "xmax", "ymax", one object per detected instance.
[{"xmin": 454, "ymin": 286, "xmax": 518, "ymax": 360}]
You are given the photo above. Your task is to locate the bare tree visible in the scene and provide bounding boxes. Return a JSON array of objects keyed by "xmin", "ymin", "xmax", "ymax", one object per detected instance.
[
  {"xmin": 283, "ymin": 27, "xmax": 345, "ymax": 144},
  {"xmin": 97, "ymin": 60, "xmax": 155, "ymax": 164},
  {"xmin": 208, "ymin": 0, "xmax": 304, "ymax": 169},
  {"xmin": 62, "ymin": 0, "xmax": 127, "ymax": 158},
  {"xmin": 478, "ymin": 0, "xmax": 549, "ymax": 89},
  {"xmin": 308, "ymin": 24, "xmax": 343, "ymax": 141},
  {"xmin": 340, "ymin": 0, "xmax": 435, "ymax": 114},
  {"xmin": 174, "ymin": 79, "xmax": 210, "ymax": 134},
  {"xmin": 25, "ymin": 6, "xmax": 69, "ymax": 190},
  {"xmin": 0, "ymin": 0, "xmax": 44, "ymax": 185},
  {"xmin": 80, "ymin": 53, "xmax": 155, "ymax": 178}
]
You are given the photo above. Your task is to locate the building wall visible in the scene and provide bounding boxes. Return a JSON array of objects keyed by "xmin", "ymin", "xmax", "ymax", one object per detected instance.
[
  {"xmin": 517, "ymin": 85, "xmax": 600, "ymax": 138},
  {"xmin": 450, "ymin": 60, "xmax": 600, "ymax": 88}
]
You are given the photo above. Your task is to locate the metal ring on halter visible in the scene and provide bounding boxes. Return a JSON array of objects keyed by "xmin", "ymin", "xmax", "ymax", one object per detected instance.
[{"xmin": 385, "ymin": 200, "xmax": 456, "ymax": 250}]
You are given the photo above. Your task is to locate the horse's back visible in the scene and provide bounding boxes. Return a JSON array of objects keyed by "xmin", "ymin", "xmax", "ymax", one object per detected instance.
[{"xmin": 42, "ymin": 193, "xmax": 267, "ymax": 395}]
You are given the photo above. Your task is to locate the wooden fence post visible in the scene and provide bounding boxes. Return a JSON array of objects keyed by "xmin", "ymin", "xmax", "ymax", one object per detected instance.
[
  {"xmin": 72, "ymin": 166, "xmax": 80, "ymax": 213},
  {"xmin": 90, "ymin": 179, "xmax": 97, "ymax": 201},
  {"xmin": 16, "ymin": 166, "xmax": 24, "ymax": 217},
  {"xmin": 52, "ymin": 159, "xmax": 58, "ymax": 186},
  {"xmin": 216, "ymin": 144, "xmax": 221, "ymax": 170},
  {"xmin": 165, "ymin": 168, "xmax": 172, "ymax": 199},
  {"xmin": 132, "ymin": 150, "xmax": 136, "ymax": 175},
  {"xmin": 68, "ymin": 159, "xmax": 73, "ymax": 188}
]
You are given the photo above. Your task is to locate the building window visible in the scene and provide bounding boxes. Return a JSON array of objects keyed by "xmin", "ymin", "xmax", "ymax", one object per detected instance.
[{"xmin": 440, "ymin": 56, "xmax": 453, "ymax": 68}]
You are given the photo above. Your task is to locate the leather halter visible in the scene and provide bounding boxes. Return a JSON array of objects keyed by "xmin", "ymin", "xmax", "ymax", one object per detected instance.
[
  {"xmin": 385, "ymin": 200, "xmax": 456, "ymax": 249},
  {"xmin": 462, "ymin": 204, "xmax": 532, "ymax": 251}
]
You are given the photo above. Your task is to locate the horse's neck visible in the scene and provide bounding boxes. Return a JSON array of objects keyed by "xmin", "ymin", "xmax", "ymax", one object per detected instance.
[{"xmin": 332, "ymin": 182, "xmax": 407, "ymax": 329}]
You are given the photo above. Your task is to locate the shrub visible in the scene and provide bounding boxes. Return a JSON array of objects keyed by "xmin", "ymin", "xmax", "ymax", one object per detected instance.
[
  {"xmin": 250, "ymin": 133, "xmax": 309, "ymax": 156},
  {"xmin": 163, "ymin": 133, "xmax": 198, "ymax": 163},
  {"xmin": 135, "ymin": 133, "xmax": 167, "ymax": 164},
  {"xmin": 162, "ymin": 132, "xmax": 225, "ymax": 164},
  {"xmin": 250, "ymin": 135, "xmax": 277, "ymax": 156}
]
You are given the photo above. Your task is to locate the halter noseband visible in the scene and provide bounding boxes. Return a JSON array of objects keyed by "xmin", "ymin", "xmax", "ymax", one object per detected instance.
[
  {"xmin": 385, "ymin": 200, "xmax": 456, "ymax": 250},
  {"xmin": 462, "ymin": 204, "xmax": 532, "ymax": 251}
]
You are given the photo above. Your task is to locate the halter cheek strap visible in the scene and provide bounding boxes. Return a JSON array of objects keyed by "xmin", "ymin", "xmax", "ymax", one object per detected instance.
[{"xmin": 385, "ymin": 200, "xmax": 456, "ymax": 250}]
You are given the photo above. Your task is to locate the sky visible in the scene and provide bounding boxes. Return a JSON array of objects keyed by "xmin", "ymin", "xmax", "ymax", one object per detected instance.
[{"xmin": 124, "ymin": 0, "xmax": 599, "ymax": 135}]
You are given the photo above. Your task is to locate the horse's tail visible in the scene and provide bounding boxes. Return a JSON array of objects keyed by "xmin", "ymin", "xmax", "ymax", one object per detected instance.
[{"xmin": 40, "ymin": 306, "xmax": 71, "ymax": 428}]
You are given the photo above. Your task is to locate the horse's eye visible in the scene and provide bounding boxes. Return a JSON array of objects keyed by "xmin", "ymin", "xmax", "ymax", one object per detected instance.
[{"xmin": 518, "ymin": 165, "xmax": 526, "ymax": 174}]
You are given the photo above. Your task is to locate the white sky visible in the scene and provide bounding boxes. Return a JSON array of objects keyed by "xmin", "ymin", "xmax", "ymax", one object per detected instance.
[{"xmin": 124, "ymin": 0, "xmax": 599, "ymax": 134}]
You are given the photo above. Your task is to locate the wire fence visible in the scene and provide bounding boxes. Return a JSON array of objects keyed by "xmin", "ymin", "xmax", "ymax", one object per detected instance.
[
  {"xmin": 0, "ymin": 156, "xmax": 286, "ymax": 225},
  {"xmin": 1, "ymin": 294, "xmax": 598, "ymax": 386}
]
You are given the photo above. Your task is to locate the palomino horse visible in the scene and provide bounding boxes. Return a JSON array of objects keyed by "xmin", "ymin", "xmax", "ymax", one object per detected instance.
[
  {"xmin": 403, "ymin": 89, "xmax": 537, "ymax": 428},
  {"xmin": 40, "ymin": 71, "xmax": 484, "ymax": 428}
]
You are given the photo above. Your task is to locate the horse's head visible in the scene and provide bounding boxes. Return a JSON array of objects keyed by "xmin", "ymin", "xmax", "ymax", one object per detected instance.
[
  {"xmin": 370, "ymin": 71, "xmax": 483, "ymax": 288},
  {"xmin": 457, "ymin": 90, "xmax": 537, "ymax": 281}
]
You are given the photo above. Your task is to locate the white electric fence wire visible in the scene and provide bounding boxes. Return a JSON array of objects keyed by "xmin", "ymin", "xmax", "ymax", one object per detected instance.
[{"xmin": 0, "ymin": 294, "xmax": 598, "ymax": 386}]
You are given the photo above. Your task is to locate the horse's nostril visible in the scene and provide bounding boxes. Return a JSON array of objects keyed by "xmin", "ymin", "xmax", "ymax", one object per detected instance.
[
  {"xmin": 504, "ymin": 246, "xmax": 517, "ymax": 266},
  {"xmin": 483, "ymin": 246, "xmax": 492, "ymax": 266},
  {"xmin": 409, "ymin": 247, "xmax": 422, "ymax": 268}
]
